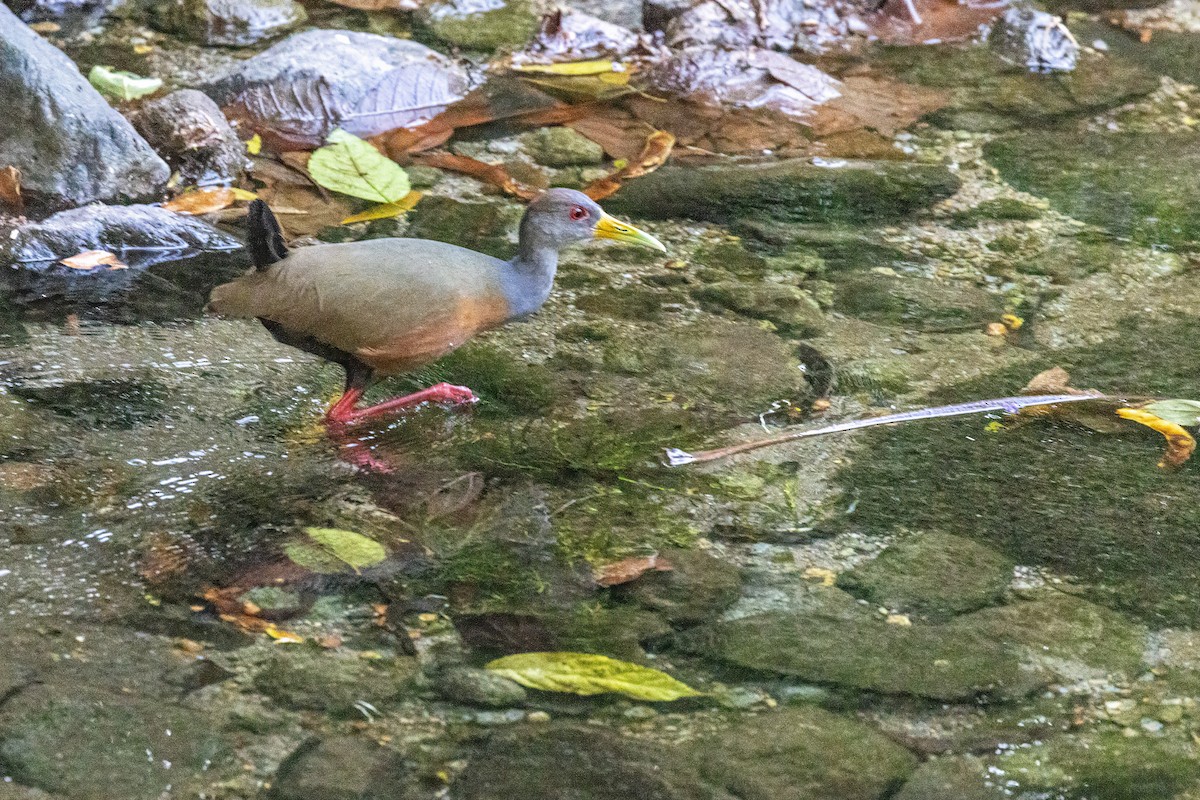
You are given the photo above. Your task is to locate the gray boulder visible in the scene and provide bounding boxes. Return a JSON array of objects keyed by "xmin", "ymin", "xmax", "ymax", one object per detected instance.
[
  {"xmin": 131, "ymin": 89, "xmax": 247, "ymax": 184},
  {"xmin": 0, "ymin": 6, "xmax": 169, "ymax": 212}
]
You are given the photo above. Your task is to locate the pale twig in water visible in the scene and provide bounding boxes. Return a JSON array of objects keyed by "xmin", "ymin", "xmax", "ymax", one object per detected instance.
[{"xmin": 663, "ymin": 392, "xmax": 1106, "ymax": 467}]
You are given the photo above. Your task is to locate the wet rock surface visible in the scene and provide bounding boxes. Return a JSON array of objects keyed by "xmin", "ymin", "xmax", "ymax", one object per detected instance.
[
  {"xmin": 415, "ymin": 0, "xmax": 540, "ymax": 52},
  {"xmin": 618, "ymin": 548, "xmax": 742, "ymax": 626},
  {"xmin": 836, "ymin": 532, "xmax": 1013, "ymax": 621},
  {"xmin": 0, "ymin": 204, "xmax": 241, "ymax": 268},
  {"xmin": 892, "ymin": 756, "xmax": 1004, "ymax": 800},
  {"xmin": 202, "ymin": 29, "xmax": 469, "ymax": 147},
  {"xmin": 151, "ymin": 0, "xmax": 305, "ymax": 46},
  {"xmin": 0, "ymin": 6, "xmax": 169, "ymax": 212},
  {"xmin": 131, "ymin": 89, "xmax": 247, "ymax": 183},
  {"xmin": 605, "ymin": 160, "xmax": 960, "ymax": 225},
  {"xmin": 271, "ymin": 737, "xmax": 428, "ymax": 800}
]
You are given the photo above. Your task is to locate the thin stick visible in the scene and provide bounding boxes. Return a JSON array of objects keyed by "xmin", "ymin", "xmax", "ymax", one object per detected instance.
[{"xmin": 663, "ymin": 392, "xmax": 1106, "ymax": 466}]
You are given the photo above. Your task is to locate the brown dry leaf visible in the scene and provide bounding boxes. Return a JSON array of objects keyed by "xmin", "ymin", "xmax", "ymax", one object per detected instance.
[
  {"xmin": 162, "ymin": 187, "xmax": 238, "ymax": 215},
  {"xmin": 593, "ymin": 554, "xmax": 674, "ymax": 587},
  {"xmin": 866, "ymin": 0, "xmax": 1009, "ymax": 45},
  {"xmin": 808, "ymin": 75, "xmax": 948, "ymax": 139},
  {"xmin": 1116, "ymin": 408, "xmax": 1197, "ymax": 469},
  {"xmin": 256, "ymin": 182, "xmax": 355, "ymax": 237},
  {"xmin": 60, "ymin": 250, "xmax": 128, "ymax": 270},
  {"xmin": 0, "ymin": 165, "xmax": 23, "ymax": 215},
  {"xmin": 1022, "ymin": 366, "xmax": 1083, "ymax": 395},
  {"xmin": 584, "ymin": 129, "xmax": 674, "ymax": 200},
  {"xmin": 201, "ymin": 586, "xmax": 304, "ymax": 639},
  {"xmin": 412, "ymin": 152, "xmax": 541, "ymax": 200}
]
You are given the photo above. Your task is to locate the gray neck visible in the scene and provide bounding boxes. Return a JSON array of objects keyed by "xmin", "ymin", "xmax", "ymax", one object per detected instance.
[{"xmin": 500, "ymin": 244, "xmax": 558, "ymax": 319}]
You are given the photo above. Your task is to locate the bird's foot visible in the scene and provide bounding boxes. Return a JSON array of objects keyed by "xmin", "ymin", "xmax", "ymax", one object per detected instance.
[{"xmin": 325, "ymin": 382, "xmax": 478, "ymax": 425}]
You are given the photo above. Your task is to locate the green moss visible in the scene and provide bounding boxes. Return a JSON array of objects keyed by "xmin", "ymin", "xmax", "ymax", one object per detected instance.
[
  {"xmin": 833, "ymin": 313, "xmax": 1200, "ymax": 626},
  {"xmin": 575, "ymin": 288, "xmax": 664, "ymax": 321},
  {"xmin": 556, "ymin": 322, "xmax": 613, "ymax": 343},
  {"xmin": 556, "ymin": 264, "xmax": 611, "ymax": 289},
  {"xmin": 950, "ymin": 198, "xmax": 1044, "ymax": 227},
  {"xmin": 12, "ymin": 378, "xmax": 166, "ymax": 430},
  {"xmin": 404, "ymin": 196, "xmax": 522, "ymax": 259},
  {"xmin": 553, "ymin": 484, "xmax": 699, "ymax": 565},
  {"xmin": 692, "ymin": 283, "xmax": 825, "ymax": 336},
  {"xmin": 413, "ymin": 343, "xmax": 560, "ymax": 419},
  {"xmin": 415, "ymin": 0, "xmax": 538, "ymax": 51},
  {"xmin": 432, "ymin": 538, "xmax": 549, "ymax": 610},
  {"xmin": 692, "ymin": 241, "xmax": 771, "ymax": 276},
  {"xmin": 831, "ymin": 274, "xmax": 1002, "ymax": 331}
]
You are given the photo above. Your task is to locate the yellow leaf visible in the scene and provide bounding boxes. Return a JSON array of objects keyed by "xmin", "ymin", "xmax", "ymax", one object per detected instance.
[
  {"xmin": 60, "ymin": 250, "xmax": 127, "ymax": 270},
  {"xmin": 341, "ymin": 191, "xmax": 423, "ymax": 224},
  {"xmin": 1116, "ymin": 407, "xmax": 1197, "ymax": 469},
  {"xmin": 230, "ymin": 187, "xmax": 259, "ymax": 201},
  {"xmin": 246, "ymin": 134, "xmax": 262, "ymax": 155},
  {"xmin": 264, "ymin": 626, "xmax": 304, "ymax": 644},
  {"xmin": 512, "ymin": 60, "xmax": 624, "ymax": 76},
  {"xmin": 162, "ymin": 187, "xmax": 236, "ymax": 215},
  {"xmin": 485, "ymin": 652, "xmax": 703, "ymax": 701}
]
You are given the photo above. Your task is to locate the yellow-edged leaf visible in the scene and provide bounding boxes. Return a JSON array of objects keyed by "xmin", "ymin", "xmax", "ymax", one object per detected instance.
[
  {"xmin": 341, "ymin": 191, "xmax": 422, "ymax": 224},
  {"xmin": 284, "ymin": 527, "xmax": 388, "ymax": 574},
  {"xmin": 1116, "ymin": 407, "xmax": 1197, "ymax": 469},
  {"xmin": 512, "ymin": 60, "xmax": 624, "ymax": 76},
  {"xmin": 485, "ymin": 652, "xmax": 703, "ymax": 701},
  {"xmin": 230, "ymin": 187, "xmax": 259, "ymax": 201},
  {"xmin": 308, "ymin": 129, "xmax": 410, "ymax": 204}
]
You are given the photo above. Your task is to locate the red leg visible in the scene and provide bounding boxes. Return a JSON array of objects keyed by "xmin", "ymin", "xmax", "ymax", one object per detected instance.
[{"xmin": 325, "ymin": 382, "xmax": 478, "ymax": 425}]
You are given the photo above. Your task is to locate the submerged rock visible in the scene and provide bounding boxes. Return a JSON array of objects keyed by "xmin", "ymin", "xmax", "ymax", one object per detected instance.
[
  {"xmin": 618, "ymin": 548, "xmax": 742, "ymax": 626},
  {"xmin": 0, "ymin": 684, "xmax": 233, "ymax": 800},
  {"xmin": 0, "ymin": 6, "xmax": 168, "ymax": 212},
  {"xmin": 837, "ymin": 531, "xmax": 1013, "ymax": 621},
  {"xmin": 692, "ymin": 282, "xmax": 826, "ymax": 336},
  {"xmin": 405, "ymin": 196, "xmax": 523, "ymax": 259},
  {"xmin": 152, "ymin": 0, "xmax": 306, "ymax": 46},
  {"xmin": 519, "ymin": 126, "xmax": 605, "ymax": 167},
  {"xmin": 690, "ymin": 706, "xmax": 918, "ymax": 800},
  {"xmin": 131, "ymin": 89, "xmax": 247, "ymax": 184},
  {"xmin": 272, "ymin": 737, "xmax": 423, "ymax": 800},
  {"xmin": 985, "ymin": 132, "xmax": 1200, "ymax": 251},
  {"xmin": 416, "ymin": 0, "xmax": 540, "ymax": 52},
  {"xmin": 989, "ymin": 6, "xmax": 1078, "ymax": 73},
  {"xmin": 893, "ymin": 756, "xmax": 1005, "ymax": 800},
  {"xmin": 605, "ymin": 160, "xmax": 959, "ymax": 225},
  {"xmin": 0, "ymin": 204, "xmax": 240, "ymax": 268},
  {"xmin": 678, "ymin": 599, "xmax": 1042, "ymax": 700},
  {"xmin": 434, "ymin": 666, "xmax": 527, "ymax": 708},
  {"xmin": 831, "ymin": 273, "xmax": 1004, "ymax": 331},
  {"xmin": 456, "ymin": 724, "xmax": 711, "ymax": 799},
  {"xmin": 203, "ymin": 29, "xmax": 469, "ymax": 148},
  {"xmin": 253, "ymin": 652, "xmax": 418, "ymax": 716}
]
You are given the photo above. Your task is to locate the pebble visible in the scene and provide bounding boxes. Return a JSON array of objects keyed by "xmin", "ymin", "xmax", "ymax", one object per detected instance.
[{"xmin": 526, "ymin": 710, "xmax": 551, "ymax": 723}]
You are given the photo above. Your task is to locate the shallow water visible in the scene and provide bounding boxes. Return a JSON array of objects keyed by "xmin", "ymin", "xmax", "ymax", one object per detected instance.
[{"xmin": 4, "ymin": 7, "xmax": 1200, "ymax": 800}]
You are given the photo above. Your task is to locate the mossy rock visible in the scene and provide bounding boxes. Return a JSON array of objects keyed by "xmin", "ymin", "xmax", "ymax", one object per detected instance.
[
  {"xmin": 985, "ymin": 132, "xmax": 1200, "ymax": 251},
  {"xmin": 404, "ymin": 196, "xmax": 522, "ymax": 259},
  {"xmin": 617, "ymin": 548, "xmax": 742, "ymax": 626},
  {"xmin": 151, "ymin": 0, "xmax": 305, "ymax": 46},
  {"xmin": 455, "ymin": 724, "xmax": 712, "ymax": 799},
  {"xmin": 949, "ymin": 198, "xmax": 1044, "ymax": 228},
  {"xmin": 837, "ymin": 532, "xmax": 1013, "ymax": 621},
  {"xmin": 992, "ymin": 731, "xmax": 1200, "ymax": 799},
  {"xmin": 575, "ymin": 287, "xmax": 664, "ymax": 321},
  {"xmin": 0, "ymin": 684, "xmax": 233, "ymax": 800},
  {"xmin": 1017, "ymin": 231, "xmax": 1120, "ymax": 282},
  {"xmin": 953, "ymin": 592, "xmax": 1148, "ymax": 679},
  {"xmin": 434, "ymin": 666, "xmax": 527, "ymax": 708},
  {"xmin": 834, "ymin": 360, "xmax": 914, "ymax": 398},
  {"xmin": 831, "ymin": 274, "xmax": 1003, "ymax": 331},
  {"xmin": 693, "ymin": 283, "xmax": 825, "ymax": 336},
  {"xmin": 12, "ymin": 378, "xmax": 166, "ymax": 430},
  {"xmin": 414, "ymin": 343, "xmax": 560, "ymax": 419},
  {"xmin": 878, "ymin": 45, "xmax": 1157, "ymax": 132},
  {"xmin": 416, "ymin": 0, "xmax": 539, "ymax": 51},
  {"xmin": 689, "ymin": 706, "xmax": 918, "ymax": 800},
  {"xmin": 253, "ymin": 652, "xmax": 418, "ymax": 716},
  {"xmin": 692, "ymin": 241, "xmax": 771, "ymax": 276},
  {"xmin": 832, "ymin": 313, "xmax": 1200, "ymax": 626},
  {"xmin": 893, "ymin": 756, "xmax": 1005, "ymax": 800},
  {"xmin": 678, "ymin": 605, "xmax": 1043, "ymax": 701},
  {"xmin": 272, "ymin": 737, "xmax": 422, "ymax": 800},
  {"xmin": 0, "ymin": 394, "xmax": 45, "ymax": 457},
  {"xmin": 519, "ymin": 127, "xmax": 605, "ymax": 167},
  {"xmin": 606, "ymin": 160, "xmax": 960, "ymax": 225}
]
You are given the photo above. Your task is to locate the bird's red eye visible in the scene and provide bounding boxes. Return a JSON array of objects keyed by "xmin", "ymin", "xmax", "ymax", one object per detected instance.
[{"xmin": 569, "ymin": 205, "xmax": 588, "ymax": 221}]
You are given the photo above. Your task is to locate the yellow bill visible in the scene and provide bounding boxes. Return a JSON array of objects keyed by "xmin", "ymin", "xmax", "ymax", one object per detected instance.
[{"xmin": 593, "ymin": 212, "xmax": 666, "ymax": 252}]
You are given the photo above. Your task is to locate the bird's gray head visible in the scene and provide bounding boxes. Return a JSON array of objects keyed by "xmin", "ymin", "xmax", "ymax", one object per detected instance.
[{"xmin": 518, "ymin": 188, "xmax": 665, "ymax": 255}]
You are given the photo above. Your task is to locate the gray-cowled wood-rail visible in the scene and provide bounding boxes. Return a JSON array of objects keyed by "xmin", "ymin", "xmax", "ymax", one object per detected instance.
[{"xmin": 207, "ymin": 189, "xmax": 665, "ymax": 424}]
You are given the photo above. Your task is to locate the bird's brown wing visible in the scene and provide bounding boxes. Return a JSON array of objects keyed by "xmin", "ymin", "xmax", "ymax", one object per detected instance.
[{"xmin": 208, "ymin": 238, "xmax": 512, "ymax": 373}]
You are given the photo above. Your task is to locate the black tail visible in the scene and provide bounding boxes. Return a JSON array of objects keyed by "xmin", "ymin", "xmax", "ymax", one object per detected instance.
[{"xmin": 247, "ymin": 199, "xmax": 287, "ymax": 270}]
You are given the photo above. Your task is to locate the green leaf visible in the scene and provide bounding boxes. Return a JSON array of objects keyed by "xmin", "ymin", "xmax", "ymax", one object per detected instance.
[
  {"xmin": 284, "ymin": 527, "xmax": 387, "ymax": 574},
  {"xmin": 88, "ymin": 65, "xmax": 162, "ymax": 101},
  {"xmin": 485, "ymin": 652, "xmax": 703, "ymax": 701},
  {"xmin": 308, "ymin": 129, "xmax": 410, "ymax": 204},
  {"xmin": 1142, "ymin": 399, "xmax": 1200, "ymax": 428}
]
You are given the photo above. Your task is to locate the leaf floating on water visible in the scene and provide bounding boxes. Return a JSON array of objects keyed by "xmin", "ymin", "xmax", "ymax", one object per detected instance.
[
  {"xmin": 511, "ymin": 59, "xmax": 626, "ymax": 76},
  {"xmin": 485, "ymin": 652, "xmax": 703, "ymax": 701},
  {"xmin": 88, "ymin": 65, "xmax": 162, "ymax": 101},
  {"xmin": 342, "ymin": 63, "xmax": 465, "ymax": 139},
  {"xmin": 162, "ymin": 187, "xmax": 239, "ymax": 215},
  {"xmin": 593, "ymin": 554, "xmax": 673, "ymax": 587},
  {"xmin": 1141, "ymin": 399, "xmax": 1200, "ymax": 428},
  {"xmin": 60, "ymin": 249, "xmax": 128, "ymax": 270},
  {"xmin": 341, "ymin": 191, "xmax": 423, "ymax": 224},
  {"xmin": 0, "ymin": 165, "xmax": 23, "ymax": 215},
  {"xmin": 308, "ymin": 129, "xmax": 411, "ymax": 203},
  {"xmin": 1116, "ymin": 408, "xmax": 1197, "ymax": 469},
  {"xmin": 284, "ymin": 526, "xmax": 388, "ymax": 574}
]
